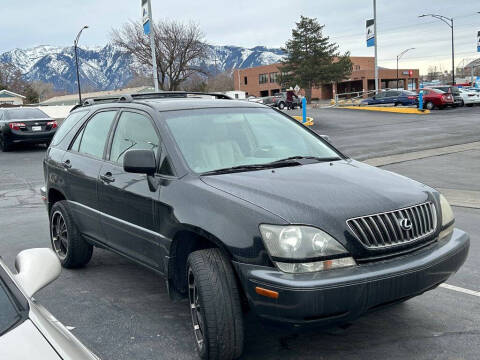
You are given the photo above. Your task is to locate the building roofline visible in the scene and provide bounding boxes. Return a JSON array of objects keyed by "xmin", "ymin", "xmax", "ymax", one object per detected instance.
[{"xmin": 0, "ymin": 89, "xmax": 26, "ymax": 98}]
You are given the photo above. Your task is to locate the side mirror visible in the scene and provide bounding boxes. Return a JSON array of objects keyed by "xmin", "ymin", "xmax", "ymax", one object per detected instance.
[
  {"xmin": 123, "ymin": 149, "xmax": 156, "ymax": 176},
  {"xmin": 14, "ymin": 248, "xmax": 61, "ymax": 298},
  {"xmin": 320, "ymin": 134, "xmax": 331, "ymax": 143}
]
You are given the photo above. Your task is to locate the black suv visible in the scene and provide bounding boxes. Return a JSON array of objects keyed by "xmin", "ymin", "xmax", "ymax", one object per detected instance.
[{"xmin": 42, "ymin": 92, "xmax": 469, "ymax": 360}]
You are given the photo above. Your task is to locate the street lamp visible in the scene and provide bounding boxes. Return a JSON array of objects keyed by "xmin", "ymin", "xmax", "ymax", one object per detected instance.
[
  {"xmin": 74, "ymin": 25, "xmax": 89, "ymax": 104},
  {"xmin": 419, "ymin": 14, "xmax": 455, "ymax": 85},
  {"xmin": 396, "ymin": 48, "xmax": 415, "ymax": 90}
]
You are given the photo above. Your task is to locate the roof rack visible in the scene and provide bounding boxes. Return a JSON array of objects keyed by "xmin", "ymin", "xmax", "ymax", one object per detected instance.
[{"xmin": 70, "ymin": 91, "xmax": 233, "ymax": 111}]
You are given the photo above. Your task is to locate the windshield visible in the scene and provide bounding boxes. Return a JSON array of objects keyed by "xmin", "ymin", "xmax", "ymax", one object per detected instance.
[
  {"xmin": 164, "ymin": 107, "xmax": 341, "ymax": 173},
  {"xmin": 6, "ymin": 108, "xmax": 49, "ymax": 120},
  {"xmin": 0, "ymin": 279, "xmax": 22, "ymax": 336}
]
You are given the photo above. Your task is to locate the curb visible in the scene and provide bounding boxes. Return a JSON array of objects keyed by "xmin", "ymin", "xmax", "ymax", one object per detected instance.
[
  {"xmin": 292, "ymin": 116, "xmax": 314, "ymax": 126},
  {"xmin": 340, "ymin": 106, "xmax": 430, "ymax": 115}
]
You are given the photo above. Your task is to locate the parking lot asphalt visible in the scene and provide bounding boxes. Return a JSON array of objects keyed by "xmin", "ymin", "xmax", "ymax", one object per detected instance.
[{"xmin": 0, "ymin": 106, "xmax": 479, "ymax": 360}]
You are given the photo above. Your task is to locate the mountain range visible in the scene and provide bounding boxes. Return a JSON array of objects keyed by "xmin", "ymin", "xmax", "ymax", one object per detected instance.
[{"xmin": 0, "ymin": 44, "xmax": 284, "ymax": 92}]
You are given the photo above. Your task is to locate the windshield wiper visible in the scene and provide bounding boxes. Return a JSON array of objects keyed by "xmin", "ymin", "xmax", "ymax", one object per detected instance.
[
  {"xmin": 201, "ymin": 161, "xmax": 300, "ymax": 176},
  {"xmin": 268, "ymin": 156, "xmax": 341, "ymax": 164}
]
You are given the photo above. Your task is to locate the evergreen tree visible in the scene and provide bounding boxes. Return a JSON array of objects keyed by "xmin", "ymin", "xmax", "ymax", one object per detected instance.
[{"xmin": 278, "ymin": 16, "xmax": 352, "ymax": 103}]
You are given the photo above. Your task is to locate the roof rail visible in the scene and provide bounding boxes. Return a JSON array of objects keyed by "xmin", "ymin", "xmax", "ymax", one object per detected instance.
[{"xmin": 74, "ymin": 91, "xmax": 233, "ymax": 110}]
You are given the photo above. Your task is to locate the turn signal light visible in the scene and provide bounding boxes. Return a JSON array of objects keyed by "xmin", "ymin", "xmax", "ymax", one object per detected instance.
[
  {"xmin": 9, "ymin": 122, "xmax": 26, "ymax": 130},
  {"xmin": 47, "ymin": 121, "xmax": 58, "ymax": 129},
  {"xmin": 255, "ymin": 286, "xmax": 279, "ymax": 299}
]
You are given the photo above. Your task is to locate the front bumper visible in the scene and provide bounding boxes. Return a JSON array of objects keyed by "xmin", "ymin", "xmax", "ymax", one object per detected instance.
[{"xmin": 233, "ymin": 229, "xmax": 469, "ymax": 327}]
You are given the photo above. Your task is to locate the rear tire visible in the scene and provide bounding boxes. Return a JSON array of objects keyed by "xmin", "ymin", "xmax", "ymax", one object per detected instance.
[
  {"xmin": 50, "ymin": 201, "xmax": 93, "ymax": 268},
  {"xmin": 187, "ymin": 248, "xmax": 244, "ymax": 360},
  {"xmin": 278, "ymin": 102, "xmax": 285, "ymax": 110},
  {"xmin": 425, "ymin": 101, "xmax": 434, "ymax": 110},
  {"xmin": 0, "ymin": 136, "xmax": 10, "ymax": 152}
]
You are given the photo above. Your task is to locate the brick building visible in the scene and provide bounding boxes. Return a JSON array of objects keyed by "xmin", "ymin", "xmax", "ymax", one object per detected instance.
[{"xmin": 233, "ymin": 57, "xmax": 420, "ymax": 100}]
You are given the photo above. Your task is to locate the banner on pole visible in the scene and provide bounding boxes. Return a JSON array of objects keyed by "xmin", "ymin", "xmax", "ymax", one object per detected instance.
[
  {"xmin": 366, "ymin": 19, "xmax": 375, "ymax": 47},
  {"xmin": 141, "ymin": 0, "xmax": 150, "ymax": 35},
  {"xmin": 477, "ymin": 30, "xmax": 480, "ymax": 52}
]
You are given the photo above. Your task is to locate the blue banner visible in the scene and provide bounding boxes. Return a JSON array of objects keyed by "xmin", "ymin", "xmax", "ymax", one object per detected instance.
[
  {"xmin": 477, "ymin": 31, "xmax": 480, "ymax": 52},
  {"xmin": 143, "ymin": 20, "xmax": 150, "ymax": 35},
  {"xmin": 366, "ymin": 19, "xmax": 375, "ymax": 47}
]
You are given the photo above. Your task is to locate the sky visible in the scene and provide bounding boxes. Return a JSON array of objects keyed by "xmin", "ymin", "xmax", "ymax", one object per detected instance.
[{"xmin": 1, "ymin": 0, "xmax": 480, "ymax": 74}]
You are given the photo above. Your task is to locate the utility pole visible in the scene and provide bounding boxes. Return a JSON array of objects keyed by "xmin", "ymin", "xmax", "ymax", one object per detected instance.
[
  {"xmin": 419, "ymin": 14, "xmax": 455, "ymax": 85},
  {"xmin": 373, "ymin": 0, "xmax": 378, "ymax": 92},
  {"xmin": 74, "ymin": 25, "xmax": 88, "ymax": 105},
  {"xmin": 142, "ymin": 0, "xmax": 158, "ymax": 92}
]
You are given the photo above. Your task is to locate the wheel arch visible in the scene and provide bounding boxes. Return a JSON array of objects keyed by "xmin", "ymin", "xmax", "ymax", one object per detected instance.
[
  {"xmin": 47, "ymin": 187, "xmax": 66, "ymax": 214},
  {"xmin": 167, "ymin": 226, "xmax": 236, "ymax": 299}
]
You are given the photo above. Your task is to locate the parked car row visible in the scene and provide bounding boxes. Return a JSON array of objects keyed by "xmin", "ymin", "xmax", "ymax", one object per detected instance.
[{"xmin": 360, "ymin": 86, "xmax": 480, "ymax": 110}]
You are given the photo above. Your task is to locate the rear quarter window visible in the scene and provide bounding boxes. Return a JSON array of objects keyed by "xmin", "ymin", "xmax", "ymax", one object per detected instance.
[{"xmin": 51, "ymin": 110, "xmax": 89, "ymax": 147}]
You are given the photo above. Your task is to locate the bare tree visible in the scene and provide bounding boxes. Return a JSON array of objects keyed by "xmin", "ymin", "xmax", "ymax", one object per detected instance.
[
  {"xmin": 112, "ymin": 20, "xmax": 209, "ymax": 91},
  {"xmin": 31, "ymin": 81, "xmax": 55, "ymax": 102},
  {"xmin": 207, "ymin": 71, "xmax": 234, "ymax": 92}
]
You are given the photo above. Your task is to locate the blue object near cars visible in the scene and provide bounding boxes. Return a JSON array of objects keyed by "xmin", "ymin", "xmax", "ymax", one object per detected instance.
[{"xmin": 361, "ymin": 90, "xmax": 418, "ymax": 106}]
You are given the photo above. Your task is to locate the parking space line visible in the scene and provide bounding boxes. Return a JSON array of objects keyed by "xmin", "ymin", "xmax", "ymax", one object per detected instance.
[
  {"xmin": 440, "ymin": 283, "xmax": 480, "ymax": 297},
  {"xmin": 364, "ymin": 141, "xmax": 480, "ymax": 167}
]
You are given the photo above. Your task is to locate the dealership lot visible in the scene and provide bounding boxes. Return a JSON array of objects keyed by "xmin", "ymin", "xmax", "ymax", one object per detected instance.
[{"xmin": 0, "ymin": 107, "xmax": 479, "ymax": 360}]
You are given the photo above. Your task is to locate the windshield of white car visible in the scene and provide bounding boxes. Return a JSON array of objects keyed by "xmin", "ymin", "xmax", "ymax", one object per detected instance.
[
  {"xmin": 0, "ymin": 279, "xmax": 22, "ymax": 336},
  {"xmin": 164, "ymin": 107, "xmax": 342, "ymax": 174}
]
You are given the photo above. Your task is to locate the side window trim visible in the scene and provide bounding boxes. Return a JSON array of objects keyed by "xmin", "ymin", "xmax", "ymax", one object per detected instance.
[{"xmin": 68, "ymin": 109, "xmax": 119, "ymax": 160}]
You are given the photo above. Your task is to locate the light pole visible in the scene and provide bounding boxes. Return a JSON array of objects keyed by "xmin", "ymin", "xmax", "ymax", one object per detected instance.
[
  {"xmin": 396, "ymin": 48, "xmax": 415, "ymax": 90},
  {"xmin": 419, "ymin": 14, "xmax": 455, "ymax": 85},
  {"xmin": 74, "ymin": 25, "xmax": 88, "ymax": 104}
]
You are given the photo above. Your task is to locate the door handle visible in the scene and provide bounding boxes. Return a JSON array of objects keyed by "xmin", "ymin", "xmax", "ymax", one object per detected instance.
[
  {"xmin": 100, "ymin": 172, "xmax": 115, "ymax": 184},
  {"xmin": 62, "ymin": 160, "xmax": 72, "ymax": 169}
]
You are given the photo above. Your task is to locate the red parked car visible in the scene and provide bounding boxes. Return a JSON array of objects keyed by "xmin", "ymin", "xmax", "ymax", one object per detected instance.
[{"xmin": 422, "ymin": 88, "xmax": 454, "ymax": 110}]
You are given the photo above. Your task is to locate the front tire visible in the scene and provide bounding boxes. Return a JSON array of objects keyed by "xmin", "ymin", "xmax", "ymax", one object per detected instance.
[
  {"xmin": 187, "ymin": 248, "xmax": 244, "ymax": 360},
  {"xmin": 50, "ymin": 201, "xmax": 93, "ymax": 268},
  {"xmin": 278, "ymin": 102, "xmax": 285, "ymax": 110}
]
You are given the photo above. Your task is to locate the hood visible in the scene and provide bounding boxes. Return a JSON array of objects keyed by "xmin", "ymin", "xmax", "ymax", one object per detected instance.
[
  {"xmin": 0, "ymin": 320, "xmax": 61, "ymax": 360},
  {"xmin": 201, "ymin": 160, "xmax": 434, "ymax": 245}
]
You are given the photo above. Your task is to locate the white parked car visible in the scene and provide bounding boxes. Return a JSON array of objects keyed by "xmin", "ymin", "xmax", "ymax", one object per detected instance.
[
  {"xmin": 0, "ymin": 248, "xmax": 99, "ymax": 360},
  {"xmin": 458, "ymin": 88, "xmax": 480, "ymax": 106}
]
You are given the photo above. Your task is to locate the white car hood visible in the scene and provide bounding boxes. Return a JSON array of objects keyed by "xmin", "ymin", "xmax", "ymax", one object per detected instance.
[{"xmin": 0, "ymin": 319, "xmax": 60, "ymax": 360}]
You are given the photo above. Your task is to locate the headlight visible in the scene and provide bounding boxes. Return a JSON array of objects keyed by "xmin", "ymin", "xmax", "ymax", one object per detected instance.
[
  {"xmin": 439, "ymin": 194, "xmax": 454, "ymax": 239},
  {"xmin": 259, "ymin": 225, "xmax": 356, "ymax": 273}
]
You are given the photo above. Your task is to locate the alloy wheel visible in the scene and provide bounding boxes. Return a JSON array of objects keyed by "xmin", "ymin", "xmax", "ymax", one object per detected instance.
[
  {"xmin": 188, "ymin": 267, "xmax": 205, "ymax": 352},
  {"xmin": 51, "ymin": 211, "xmax": 68, "ymax": 260}
]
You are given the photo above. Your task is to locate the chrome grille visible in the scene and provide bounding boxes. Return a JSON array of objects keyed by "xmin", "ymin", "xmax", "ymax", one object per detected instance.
[{"xmin": 347, "ymin": 202, "xmax": 437, "ymax": 249}]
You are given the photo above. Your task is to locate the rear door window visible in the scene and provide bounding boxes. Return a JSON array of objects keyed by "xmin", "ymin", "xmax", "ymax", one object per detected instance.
[
  {"xmin": 71, "ymin": 111, "xmax": 117, "ymax": 159},
  {"xmin": 51, "ymin": 110, "xmax": 89, "ymax": 146}
]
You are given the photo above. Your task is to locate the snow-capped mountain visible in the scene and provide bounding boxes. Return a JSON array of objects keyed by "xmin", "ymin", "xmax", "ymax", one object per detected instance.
[{"xmin": 0, "ymin": 44, "xmax": 284, "ymax": 92}]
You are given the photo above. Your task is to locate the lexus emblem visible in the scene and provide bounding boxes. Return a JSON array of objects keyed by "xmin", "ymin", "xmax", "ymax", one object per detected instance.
[{"xmin": 399, "ymin": 218, "xmax": 413, "ymax": 231}]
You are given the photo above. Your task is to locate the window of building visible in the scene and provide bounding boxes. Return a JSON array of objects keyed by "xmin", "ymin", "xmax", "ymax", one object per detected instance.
[
  {"xmin": 354, "ymin": 65, "xmax": 361, "ymax": 70},
  {"xmin": 244, "ymin": 76, "xmax": 248, "ymax": 85},
  {"xmin": 269, "ymin": 72, "xmax": 279, "ymax": 83},
  {"xmin": 259, "ymin": 74, "xmax": 269, "ymax": 84}
]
